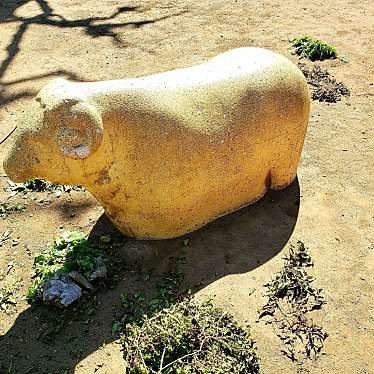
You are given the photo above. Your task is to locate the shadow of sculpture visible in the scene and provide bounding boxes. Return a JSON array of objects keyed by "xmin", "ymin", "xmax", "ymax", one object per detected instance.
[
  {"xmin": 0, "ymin": 179, "xmax": 300, "ymax": 373},
  {"xmin": 0, "ymin": 1, "xmax": 187, "ymax": 107}
]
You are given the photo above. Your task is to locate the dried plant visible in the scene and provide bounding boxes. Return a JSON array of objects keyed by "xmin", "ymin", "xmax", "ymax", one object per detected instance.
[{"xmin": 259, "ymin": 241, "xmax": 328, "ymax": 361}]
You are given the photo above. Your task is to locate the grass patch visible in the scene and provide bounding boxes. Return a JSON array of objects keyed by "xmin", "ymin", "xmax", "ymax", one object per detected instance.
[
  {"xmin": 113, "ymin": 269, "xmax": 184, "ymax": 330},
  {"xmin": 114, "ymin": 271, "xmax": 260, "ymax": 373},
  {"xmin": 290, "ymin": 36, "xmax": 337, "ymax": 61},
  {"xmin": 259, "ymin": 241, "xmax": 328, "ymax": 362},
  {"xmin": 0, "ymin": 202, "xmax": 26, "ymax": 218},
  {"xmin": 299, "ymin": 63, "xmax": 350, "ymax": 102},
  {"xmin": 27, "ymin": 231, "xmax": 101, "ymax": 303}
]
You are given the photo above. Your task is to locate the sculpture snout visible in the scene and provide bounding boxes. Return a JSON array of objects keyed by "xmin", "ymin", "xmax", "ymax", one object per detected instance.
[{"xmin": 3, "ymin": 131, "xmax": 39, "ymax": 183}]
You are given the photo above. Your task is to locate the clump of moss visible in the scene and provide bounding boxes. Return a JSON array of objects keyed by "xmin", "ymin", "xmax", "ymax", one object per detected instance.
[
  {"xmin": 27, "ymin": 231, "xmax": 101, "ymax": 303},
  {"xmin": 290, "ymin": 36, "xmax": 337, "ymax": 61}
]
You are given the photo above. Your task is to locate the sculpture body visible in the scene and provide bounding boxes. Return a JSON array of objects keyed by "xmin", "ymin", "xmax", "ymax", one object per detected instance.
[{"xmin": 4, "ymin": 48, "xmax": 310, "ymax": 239}]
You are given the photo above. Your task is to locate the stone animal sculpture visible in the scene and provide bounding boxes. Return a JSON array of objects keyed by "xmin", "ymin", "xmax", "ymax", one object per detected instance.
[{"xmin": 4, "ymin": 48, "xmax": 310, "ymax": 239}]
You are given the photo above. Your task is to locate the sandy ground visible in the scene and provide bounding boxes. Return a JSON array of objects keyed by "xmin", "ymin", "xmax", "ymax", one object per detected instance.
[{"xmin": 0, "ymin": 0, "xmax": 373, "ymax": 373}]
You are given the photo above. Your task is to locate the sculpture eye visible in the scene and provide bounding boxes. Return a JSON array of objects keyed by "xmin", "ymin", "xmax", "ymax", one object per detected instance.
[
  {"xmin": 57, "ymin": 127, "xmax": 82, "ymax": 147},
  {"xmin": 56, "ymin": 127, "xmax": 90, "ymax": 159}
]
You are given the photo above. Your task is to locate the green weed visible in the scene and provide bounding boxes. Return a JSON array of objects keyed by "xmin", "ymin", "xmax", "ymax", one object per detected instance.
[
  {"xmin": 27, "ymin": 231, "xmax": 101, "ymax": 303},
  {"xmin": 113, "ymin": 270, "xmax": 183, "ymax": 329},
  {"xmin": 0, "ymin": 202, "xmax": 26, "ymax": 218},
  {"xmin": 290, "ymin": 36, "xmax": 337, "ymax": 61},
  {"xmin": 5, "ymin": 178, "xmax": 84, "ymax": 197}
]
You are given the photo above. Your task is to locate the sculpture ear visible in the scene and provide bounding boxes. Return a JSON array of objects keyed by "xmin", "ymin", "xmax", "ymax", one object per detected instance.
[{"xmin": 55, "ymin": 102, "xmax": 103, "ymax": 160}]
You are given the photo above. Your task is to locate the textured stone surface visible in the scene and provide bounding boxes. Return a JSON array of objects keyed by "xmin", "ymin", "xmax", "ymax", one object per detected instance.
[
  {"xmin": 3, "ymin": 47, "xmax": 309, "ymax": 239},
  {"xmin": 68, "ymin": 271, "xmax": 96, "ymax": 291},
  {"xmin": 43, "ymin": 273, "xmax": 82, "ymax": 308}
]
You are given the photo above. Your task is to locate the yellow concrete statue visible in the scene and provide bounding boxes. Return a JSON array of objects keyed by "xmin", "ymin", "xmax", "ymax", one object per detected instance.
[{"xmin": 4, "ymin": 47, "xmax": 310, "ymax": 239}]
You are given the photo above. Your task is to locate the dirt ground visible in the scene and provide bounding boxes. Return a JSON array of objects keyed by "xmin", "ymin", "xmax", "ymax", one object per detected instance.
[{"xmin": 0, "ymin": 0, "xmax": 373, "ymax": 373}]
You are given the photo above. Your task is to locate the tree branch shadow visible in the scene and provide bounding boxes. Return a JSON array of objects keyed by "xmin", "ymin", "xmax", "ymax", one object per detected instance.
[
  {"xmin": 0, "ymin": 69, "xmax": 85, "ymax": 106},
  {"xmin": 0, "ymin": 1, "xmax": 188, "ymax": 107}
]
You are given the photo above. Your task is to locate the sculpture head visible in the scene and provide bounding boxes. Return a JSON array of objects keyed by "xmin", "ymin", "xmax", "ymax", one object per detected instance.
[{"xmin": 3, "ymin": 79, "xmax": 103, "ymax": 185}]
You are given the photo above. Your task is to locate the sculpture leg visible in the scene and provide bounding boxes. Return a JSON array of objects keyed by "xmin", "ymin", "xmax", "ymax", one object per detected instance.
[{"xmin": 269, "ymin": 140, "xmax": 304, "ymax": 190}]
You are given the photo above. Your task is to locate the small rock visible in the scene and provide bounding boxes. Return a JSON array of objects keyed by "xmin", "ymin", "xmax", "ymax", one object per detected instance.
[
  {"xmin": 43, "ymin": 274, "xmax": 82, "ymax": 307},
  {"xmin": 69, "ymin": 271, "xmax": 96, "ymax": 291},
  {"xmin": 88, "ymin": 257, "xmax": 107, "ymax": 281}
]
